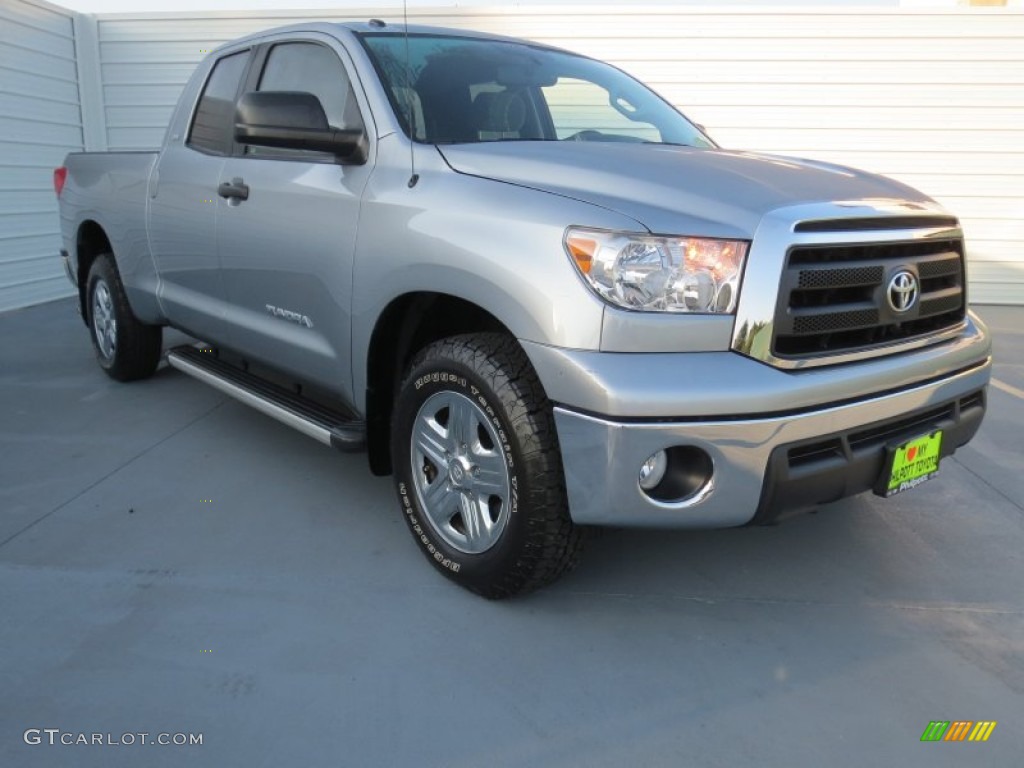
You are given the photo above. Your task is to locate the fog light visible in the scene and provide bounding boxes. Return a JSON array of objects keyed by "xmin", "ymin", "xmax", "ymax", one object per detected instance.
[
  {"xmin": 638, "ymin": 450, "xmax": 668, "ymax": 490},
  {"xmin": 640, "ymin": 445, "xmax": 715, "ymax": 505}
]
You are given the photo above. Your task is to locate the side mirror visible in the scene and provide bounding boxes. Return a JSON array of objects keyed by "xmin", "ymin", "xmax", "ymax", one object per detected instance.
[{"xmin": 234, "ymin": 91, "xmax": 367, "ymax": 164}]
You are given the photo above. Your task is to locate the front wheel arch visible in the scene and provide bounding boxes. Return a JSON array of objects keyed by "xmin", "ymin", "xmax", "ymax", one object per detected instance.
[
  {"xmin": 364, "ymin": 292, "xmax": 514, "ymax": 476},
  {"xmin": 390, "ymin": 332, "xmax": 583, "ymax": 597}
]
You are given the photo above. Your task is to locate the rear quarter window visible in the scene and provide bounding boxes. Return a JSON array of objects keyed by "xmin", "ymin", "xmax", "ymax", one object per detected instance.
[{"xmin": 187, "ymin": 51, "xmax": 249, "ymax": 155}]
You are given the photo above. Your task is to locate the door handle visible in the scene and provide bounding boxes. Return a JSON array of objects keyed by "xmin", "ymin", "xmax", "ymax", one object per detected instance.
[{"xmin": 217, "ymin": 178, "xmax": 249, "ymax": 201}]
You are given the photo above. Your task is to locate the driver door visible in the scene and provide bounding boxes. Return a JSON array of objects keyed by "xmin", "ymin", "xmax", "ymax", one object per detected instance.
[{"xmin": 215, "ymin": 39, "xmax": 373, "ymax": 402}]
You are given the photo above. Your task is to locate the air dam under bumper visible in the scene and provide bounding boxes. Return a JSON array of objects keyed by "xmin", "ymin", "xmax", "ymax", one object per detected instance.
[{"xmin": 553, "ymin": 361, "xmax": 989, "ymax": 528}]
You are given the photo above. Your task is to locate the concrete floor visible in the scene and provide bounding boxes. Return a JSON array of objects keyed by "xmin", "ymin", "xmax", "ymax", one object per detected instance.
[{"xmin": 1, "ymin": 299, "xmax": 1021, "ymax": 768}]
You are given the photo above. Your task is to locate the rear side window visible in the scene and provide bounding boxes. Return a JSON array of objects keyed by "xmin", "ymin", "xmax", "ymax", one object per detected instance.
[{"xmin": 187, "ymin": 51, "xmax": 249, "ymax": 155}]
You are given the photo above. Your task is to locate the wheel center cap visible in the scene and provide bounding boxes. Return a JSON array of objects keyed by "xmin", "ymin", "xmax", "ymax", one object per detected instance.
[{"xmin": 448, "ymin": 457, "xmax": 472, "ymax": 488}]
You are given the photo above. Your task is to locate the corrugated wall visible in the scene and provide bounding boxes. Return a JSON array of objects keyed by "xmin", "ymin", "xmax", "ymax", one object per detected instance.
[
  {"xmin": 3, "ymin": 4, "xmax": 1019, "ymax": 310},
  {"xmin": 0, "ymin": 0, "xmax": 82, "ymax": 313},
  {"xmin": 92, "ymin": 5, "xmax": 1024, "ymax": 305}
]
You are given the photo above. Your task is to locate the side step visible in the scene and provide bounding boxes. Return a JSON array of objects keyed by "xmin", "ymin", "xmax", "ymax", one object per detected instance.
[{"xmin": 166, "ymin": 345, "xmax": 365, "ymax": 452}]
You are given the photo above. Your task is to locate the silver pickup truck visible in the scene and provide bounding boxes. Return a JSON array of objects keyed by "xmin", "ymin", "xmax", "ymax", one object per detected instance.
[{"xmin": 55, "ymin": 21, "xmax": 991, "ymax": 597}]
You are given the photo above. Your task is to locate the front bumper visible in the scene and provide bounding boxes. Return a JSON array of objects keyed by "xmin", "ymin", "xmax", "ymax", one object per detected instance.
[{"xmin": 553, "ymin": 358, "xmax": 990, "ymax": 528}]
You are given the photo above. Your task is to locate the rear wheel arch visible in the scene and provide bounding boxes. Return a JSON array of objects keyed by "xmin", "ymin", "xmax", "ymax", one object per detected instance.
[
  {"xmin": 85, "ymin": 253, "xmax": 162, "ymax": 381},
  {"xmin": 75, "ymin": 221, "xmax": 113, "ymax": 325},
  {"xmin": 365, "ymin": 292, "xmax": 524, "ymax": 476}
]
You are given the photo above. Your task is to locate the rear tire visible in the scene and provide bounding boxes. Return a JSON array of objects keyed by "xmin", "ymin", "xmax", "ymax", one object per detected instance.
[
  {"xmin": 86, "ymin": 253, "xmax": 162, "ymax": 381},
  {"xmin": 391, "ymin": 333, "xmax": 583, "ymax": 598}
]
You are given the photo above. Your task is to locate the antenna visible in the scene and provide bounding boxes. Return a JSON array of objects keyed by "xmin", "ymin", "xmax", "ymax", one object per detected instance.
[{"xmin": 404, "ymin": 0, "xmax": 419, "ymax": 188}]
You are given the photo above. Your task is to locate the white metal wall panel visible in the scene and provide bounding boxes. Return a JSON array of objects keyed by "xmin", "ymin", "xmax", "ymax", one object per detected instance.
[
  {"xmin": 0, "ymin": 0, "xmax": 81, "ymax": 312},
  {"xmin": 81, "ymin": 6, "xmax": 1024, "ymax": 306}
]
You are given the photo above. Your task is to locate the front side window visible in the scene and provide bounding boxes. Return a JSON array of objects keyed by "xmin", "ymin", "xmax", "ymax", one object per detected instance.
[
  {"xmin": 359, "ymin": 33, "xmax": 712, "ymax": 148},
  {"xmin": 247, "ymin": 41, "xmax": 362, "ymax": 158},
  {"xmin": 187, "ymin": 50, "xmax": 249, "ymax": 155}
]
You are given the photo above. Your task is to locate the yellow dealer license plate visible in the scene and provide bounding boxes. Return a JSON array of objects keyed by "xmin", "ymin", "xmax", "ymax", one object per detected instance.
[{"xmin": 875, "ymin": 430, "xmax": 943, "ymax": 498}]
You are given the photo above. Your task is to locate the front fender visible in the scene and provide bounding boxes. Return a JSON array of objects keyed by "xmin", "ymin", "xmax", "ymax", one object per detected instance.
[{"xmin": 351, "ymin": 141, "xmax": 642, "ymax": 409}]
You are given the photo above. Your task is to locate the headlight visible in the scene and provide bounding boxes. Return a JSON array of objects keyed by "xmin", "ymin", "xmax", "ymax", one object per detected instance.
[{"xmin": 564, "ymin": 228, "xmax": 748, "ymax": 313}]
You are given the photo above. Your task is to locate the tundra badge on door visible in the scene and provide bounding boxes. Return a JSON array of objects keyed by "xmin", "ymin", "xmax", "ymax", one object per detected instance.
[{"xmin": 265, "ymin": 304, "xmax": 313, "ymax": 328}]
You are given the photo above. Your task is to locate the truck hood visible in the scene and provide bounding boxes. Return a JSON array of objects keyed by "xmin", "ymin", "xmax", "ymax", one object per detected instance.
[{"xmin": 437, "ymin": 142, "xmax": 933, "ymax": 237}]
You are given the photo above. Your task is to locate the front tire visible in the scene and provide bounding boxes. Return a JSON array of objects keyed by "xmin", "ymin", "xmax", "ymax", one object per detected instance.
[
  {"xmin": 86, "ymin": 253, "xmax": 162, "ymax": 381},
  {"xmin": 391, "ymin": 333, "xmax": 582, "ymax": 598}
]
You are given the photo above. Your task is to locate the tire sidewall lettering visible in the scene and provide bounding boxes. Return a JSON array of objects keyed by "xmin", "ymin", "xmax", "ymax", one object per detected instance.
[
  {"xmin": 414, "ymin": 372, "xmax": 467, "ymax": 391},
  {"xmin": 398, "ymin": 480, "xmax": 461, "ymax": 573}
]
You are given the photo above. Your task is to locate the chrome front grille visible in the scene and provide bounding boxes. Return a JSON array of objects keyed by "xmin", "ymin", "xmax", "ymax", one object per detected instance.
[{"xmin": 772, "ymin": 237, "xmax": 966, "ymax": 358}]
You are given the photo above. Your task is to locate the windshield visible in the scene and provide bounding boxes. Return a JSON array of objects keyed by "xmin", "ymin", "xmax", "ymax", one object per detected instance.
[{"xmin": 359, "ymin": 33, "xmax": 713, "ymax": 148}]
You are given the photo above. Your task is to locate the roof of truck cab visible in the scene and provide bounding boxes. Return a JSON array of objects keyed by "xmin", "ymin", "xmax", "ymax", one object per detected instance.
[{"xmin": 219, "ymin": 21, "xmax": 567, "ymax": 53}]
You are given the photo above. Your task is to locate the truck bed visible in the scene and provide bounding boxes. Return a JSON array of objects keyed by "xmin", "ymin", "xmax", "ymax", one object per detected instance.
[{"xmin": 60, "ymin": 151, "xmax": 160, "ymax": 317}]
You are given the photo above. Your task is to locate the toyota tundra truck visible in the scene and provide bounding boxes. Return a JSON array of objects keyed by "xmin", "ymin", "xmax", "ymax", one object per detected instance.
[{"xmin": 54, "ymin": 21, "xmax": 991, "ymax": 597}]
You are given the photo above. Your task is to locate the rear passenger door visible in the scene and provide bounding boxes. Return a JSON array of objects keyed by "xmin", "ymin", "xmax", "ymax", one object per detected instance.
[
  {"xmin": 216, "ymin": 38, "xmax": 373, "ymax": 403},
  {"xmin": 148, "ymin": 48, "xmax": 250, "ymax": 340}
]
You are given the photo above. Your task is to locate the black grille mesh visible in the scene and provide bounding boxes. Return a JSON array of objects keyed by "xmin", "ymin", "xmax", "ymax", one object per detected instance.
[
  {"xmin": 792, "ymin": 308, "xmax": 879, "ymax": 334},
  {"xmin": 797, "ymin": 266, "xmax": 883, "ymax": 289},
  {"xmin": 918, "ymin": 257, "xmax": 961, "ymax": 280},
  {"xmin": 919, "ymin": 293, "xmax": 964, "ymax": 317}
]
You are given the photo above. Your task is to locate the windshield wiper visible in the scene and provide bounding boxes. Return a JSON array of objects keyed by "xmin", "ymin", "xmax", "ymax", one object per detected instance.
[
  {"xmin": 434, "ymin": 137, "xmax": 555, "ymax": 145},
  {"xmin": 642, "ymin": 141, "xmax": 695, "ymax": 148}
]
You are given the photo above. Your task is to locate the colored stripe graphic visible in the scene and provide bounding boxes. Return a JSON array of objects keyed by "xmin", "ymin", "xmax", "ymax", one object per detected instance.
[
  {"xmin": 944, "ymin": 721, "xmax": 973, "ymax": 741},
  {"xmin": 921, "ymin": 720, "xmax": 997, "ymax": 742},
  {"xmin": 969, "ymin": 722, "xmax": 997, "ymax": 742}
]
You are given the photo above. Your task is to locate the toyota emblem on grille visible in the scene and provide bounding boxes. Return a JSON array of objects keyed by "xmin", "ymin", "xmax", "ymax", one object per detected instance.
[{"xmin": 887, "ymin": 270, "xmax": 919, "ymax": 313}]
